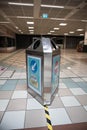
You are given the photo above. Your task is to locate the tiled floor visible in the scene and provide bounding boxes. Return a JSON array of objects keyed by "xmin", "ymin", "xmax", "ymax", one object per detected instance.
[{"xmin": 0, "ymin": 49, "xmax": 87, "ymax": 129}]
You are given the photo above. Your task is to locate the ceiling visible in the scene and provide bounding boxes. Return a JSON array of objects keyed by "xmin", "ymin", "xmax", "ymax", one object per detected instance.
[{"xmin": 0, "ymin": 0, "xmax": 87, "ymax": 36}]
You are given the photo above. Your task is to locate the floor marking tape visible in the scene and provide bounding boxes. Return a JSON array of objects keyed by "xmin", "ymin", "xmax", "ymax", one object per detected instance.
[{"xmin": 44, "ymin": 105, "xmax": 53, "ymax": 130}]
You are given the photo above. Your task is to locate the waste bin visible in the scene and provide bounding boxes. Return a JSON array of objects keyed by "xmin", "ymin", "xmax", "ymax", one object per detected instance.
[{"xmin": 26, "ymin": 37, "xmax": 60, "ymax": 105}]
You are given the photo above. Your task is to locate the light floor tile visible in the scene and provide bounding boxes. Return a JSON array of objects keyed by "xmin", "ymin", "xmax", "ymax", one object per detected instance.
[
  {"xmin": 66, "ymin": 106, "xmax": 87, "ymax": 123},
  {"xmin": 7, "ymin": 99, "xmax": 26, "ymax": 111},
  {"xmin": 0, "ymin": 100, "xmax": 9, "ymax": 111},
  {"xmin": 25, "ymin": 110, "xmax": 46, "ymax": 128},
  {"xmin": 82, "ymin": 78, "xmax": 87, "ymax": 81},
  {"xmin": 0, "ymin": 80, "xmax": 18, "ymax": 91},
  {"xmin": 76, "ymin": 95, "xmax": 87, "ymax": 105},
  {"xmin": 0, "ymin": 80, "xmax": 7, "ymax": 85},
  {"xmin": 71, "ymin": 78, "xmax": 83, "ymax": 82},
  {"xmin": 61, "ymin": 96, "xmax": 81, "ymax": 107},
  {"xmin": 59, "ymin": 83, "xmax": 67, "ymax": 88},
  {"xmin": 15, "ymin": 85, "xmax": 27, "ymax": 90},
  {"xmin": 0, "ymin": 71, "xmax": 14, "ymax": 78},
  {"xmin": 48, "ymin": 97, "xmax": 64, "ymax": 109},
  {"xmin": 77, "ymin": 82, "xmax": 87, "ymax": 88},
  {"xmin": 0, "ymin": 111, "xmax": 25, "ymax": 130},
  {"xmin": 70, "ymin": 88, "xmax": 86, "ymax": 95},
  {"xmin": 27, "ymin": 93, "xmax": 34, "ymax": 99},
  {"xmin": 58, "ymin": 88, "xmax": 73, "ymax": 96},
  {"xmin": 83, "ymin": 105, "xmax": 87, "ymax": 111},
  {"xmin": 0, "ymin": 84, "xmax": 16, "ymax": 91},
  {"xmin": 0, "ymin": 91, "xmax": 13, "ymax": 99},
  {"xmin": 49, "ymin": 108, "xmax": 71, "ymax": 125},
  {"xmin": 27, "ymin": 98, "xmax": 44, "ymax": 110},
  {"xmin": 12, "ymin": 90, "xmax": 27, "ymax": 99},
  {"xmin": 0, "ymin": 111, "xmax": 4, "ymax": 122}
]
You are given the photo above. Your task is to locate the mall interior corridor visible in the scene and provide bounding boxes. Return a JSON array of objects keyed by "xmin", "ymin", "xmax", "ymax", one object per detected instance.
[{"xmin": 0, "ymin": 49, "xmax": 87, "ymax": 130}]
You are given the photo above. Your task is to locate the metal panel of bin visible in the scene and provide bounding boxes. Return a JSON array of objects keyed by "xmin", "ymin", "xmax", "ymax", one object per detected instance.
[{"xmin": 26, "ymin": 37, "xmax": 60, "ymax": 105}]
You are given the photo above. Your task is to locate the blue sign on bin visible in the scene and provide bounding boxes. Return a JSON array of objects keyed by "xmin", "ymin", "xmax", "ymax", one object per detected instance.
[{"xmin": 27, "ymin": 55, "xmax": 41, "ymax": 95}]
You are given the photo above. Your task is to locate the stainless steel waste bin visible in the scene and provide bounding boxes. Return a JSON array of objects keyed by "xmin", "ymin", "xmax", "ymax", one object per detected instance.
[{"xmin": 26, "ymin": 37, "xmax": 60, "ymax": 105}]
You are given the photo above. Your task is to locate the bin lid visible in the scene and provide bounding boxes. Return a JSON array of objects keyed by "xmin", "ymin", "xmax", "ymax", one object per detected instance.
[{"xmin": 27, "ymin": 37, "xmax": 59, "ymax": 53}]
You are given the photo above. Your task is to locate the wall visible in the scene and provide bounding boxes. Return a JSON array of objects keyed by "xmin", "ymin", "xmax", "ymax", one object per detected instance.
[
  {"xmin": 66, "ymin": 36, "xmax": 84, "ymax": 49},
  {"xmin": 16, "ymin": 34, "xmax": 64, "ymax": 49},
  {"xmin": 16, "ymin": 34, "xmax": 84, "ymax": 49}
]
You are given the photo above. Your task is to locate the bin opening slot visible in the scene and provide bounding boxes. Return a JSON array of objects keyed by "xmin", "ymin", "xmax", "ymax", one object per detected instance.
[
  {"xmin": 51, "ymin": 40, "xmax": 56, "ymax": 49},
  {"xmin": 33, "ymin": 40, "xmax": 40, "ymax": 49}
]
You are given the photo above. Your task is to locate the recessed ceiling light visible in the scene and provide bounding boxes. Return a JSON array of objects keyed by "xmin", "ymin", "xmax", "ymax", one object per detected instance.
[
  {"xmin": 27, "ymin": 22, "xmax": 34, "ymax": 24},
  {"xmin": 81, "ymin": 20, "xmax": 87, "ymax": 22},
  {"xmin": 59, "ymin": 23, "xmax": 67, "ymax": 26},
  {"xmin": 30, "ymin": 32, "xmax": 34, "ymax": 34},
  {"xmin": 50, "ymin": 30, "xmax": 55, "ymax": 32},
  {"xmin": 8, "ymin": 2, "xmax": 33, "ymax": 6},
  {"xmin": 80, "ymin": 34, "xmax": 84, "ymax": 36},
  {"xmin": 64, "ymin": 33, "xmax": 68, "ymax": 35},
  {"xmin": 8, "ymin": 2, "xmax": 64, "ymax": 9},
  {"xmin": 50, "ymin": 18, "xmax": 66, "ymax": 21},
  {"xmin": 54, "ymin": 28, "xmax": 60, "ymax": 30},
  {"xmin": 69, "ymin": 31, "xmax": 74, "ymax": 34},
  {"xmin": 29, "ymin": 30, "xmax": 34, "ymax": 32},
  {"xmin": 19, "ymin": 29, "xmax": 22, "ymax": 32},
  {"xmin": 41, "ymin": 4, "xmax": 64, "ymax": 8},
  {"xmin": 28, "ymin": 27, "xmax": 34, "ymax": 29},
  {"xmin": 15, "ymin": 26, "xmax": 19, "ymax": 29},
  {"xmin": 77, "ymin": 29, "xmax": 83, "ymax": 31},
  {"xmin": 0, "ymin": 21, "xmax": 10, "ymax": 24},
  {"xmin": 17, "ymin": 16, "xmax": 33, "ymax": 19},
  {"xmin": 48, "ymin": 32, "xmax": 51, "ymax": 34}
]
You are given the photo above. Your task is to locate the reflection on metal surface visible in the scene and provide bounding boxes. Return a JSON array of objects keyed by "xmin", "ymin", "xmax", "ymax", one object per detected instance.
[{"xmin": 26, "ymin": 37, "xmax": 60, "ymax": 105}]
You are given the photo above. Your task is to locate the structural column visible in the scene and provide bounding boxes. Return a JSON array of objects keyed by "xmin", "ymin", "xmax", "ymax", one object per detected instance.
[
  {"xmin": 84, "ymin": 24, "xmax": 87, "ymax": 45},
  {"xmin": 64, "ymin": 36, "xmax": 66, "ymax": 49}
]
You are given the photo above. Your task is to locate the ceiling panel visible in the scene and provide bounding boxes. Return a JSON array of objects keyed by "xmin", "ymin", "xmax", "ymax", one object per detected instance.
[
  {"xmin": 40, "ymin": 7, "xmax": 61, "ymax": 18},
  {"xmin": 23, "ymin": 6, "xmax": 33, "ymax": 16},
  {"xmin": 70, "ymin": 9, "xmax": 87, "ymax": 19},
  {"xmin": 66, "ymin": 0, "xmax": 83, "ymax": 6},
  {"xmin": 0, "ymin": 15, "xmax": 6, "ymax": 21},
  {"xmin": 0, "ymin": 0, "xmax": 87, "ymax": 36},
  {"xmin": 41, "ymin": 0, "xmax": 67, "ymax": 6},
  {"xmin": 56, "ymin": 9, "xmax": 72, "ymax": 18}
]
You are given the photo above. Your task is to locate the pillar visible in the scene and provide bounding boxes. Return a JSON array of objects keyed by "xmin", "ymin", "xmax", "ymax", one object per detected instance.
[{"xmin": 84, "ymin": 25, "xmax": 87, "ymax": 45}]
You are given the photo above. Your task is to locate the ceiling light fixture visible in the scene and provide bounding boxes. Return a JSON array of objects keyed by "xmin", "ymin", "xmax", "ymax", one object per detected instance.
[
  {"xmin": 69, "ymin": 31, "xmax": 74, "ymax": 34},
  {"xmin": 8, "ymin": 2, "xmax": 64, "ymax": 9},
  {"xmin": 48, "ymin": 33, "xmax": 51, "ymax": 34},
  {"xmin": 17, "ymin": 16, "xmax": 33, "ymax": 19},
  {"xmin": 28, "ymin": 27, "xmax": 34, "ymax": 29},
  {"xmin": 41, "ymin": 4, "xmax": 64, "ymax": 8},
  {"xmin": 19, "ymin": 29, "xmax": 22, "ymax": 32},
  {"xmin": 54, "ymin": 28, "xmax": 60, "ymax": 30},
  {"xmin": 77, "ymin": 29, "xmax": 83, "ymax": 31},
  {"xmin": 50, "ymin": 30, "xmax": 55, "ymax": 33},
  {"xmin": 0, "ymin": 21, "xmax": 10, "ymax": 24},
  {"xmin": 30, "ymin": 32, "xmax": 34, "ymax": 34},
  {"xmin": 81, "ymin": 20, "xmax": 87, "ymax": 22},
  {"xmin": 15, "ymin": 26, "xmax": 19, "ymax": 29},
  {"xmin": 80, "ymin": 34, "xmax": 84, "ymax": 36},
  {"xmin": 8, "ymin": 2, "xmax": 33, "ymax": 6},
  {"xmin": 64, "ymin": 33, "xmax": 68, "ymax": 35},
  {"xmin": 59, "ymin": 23, "xmax": 67, "ymax": 26},
  {"xmin": 27, "ymin": 22, "xmax": 34, "ymax": 24},
  {"xmin": 50, "ymin": 18, "xmax": 65, "ymax": 21},
  {"xmin": 29, "ymin": 30, "xmax": 34, "ymax": 32}
]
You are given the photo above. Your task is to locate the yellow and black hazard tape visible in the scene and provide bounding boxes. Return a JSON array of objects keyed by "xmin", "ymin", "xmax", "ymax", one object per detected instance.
[{"xmin": 44, "ymin": 105, "xmax": 53, "ymax": 130}]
